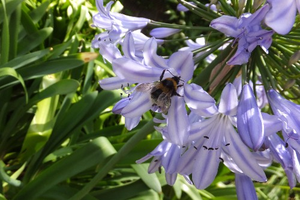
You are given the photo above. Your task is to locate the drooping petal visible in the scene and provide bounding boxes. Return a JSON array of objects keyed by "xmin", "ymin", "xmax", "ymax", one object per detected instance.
[
  {"xmin": 264, "ymin": 0, "xmax": 296, "ymax": 35},
  {"xmin": 224, "ymin": 121, "xmax": 267, "ymax": 182},
  {"xmin": 166, "ymin": 96, "xmax": 189, "ymax": 146},
  {"xmin": 113, "ymin": 57, "xmax": 162, "ymax": 82},
  {"xmin": 121, "ymin": 91, "xmax": 152, "ymax": 118},
  {"xmin": 125, "ymin": 116, "xmax": 141, "ymax": 130},
  {"xmin": 235, "ymin": 174, "xmax": 258, "ymax": 200},
  {"xmin": 218, "ymin": 83, "xmax": 238, "ymax": 116},
  {"xmin": 168, "ymin": 51, "xmax": 194, "ymax": 81},
  {"xmin": 143, "ymin": 38, "xmax": 168, "ymax": 69},
  {"xmin": 165, "ymin": 173, "xmax": 178, "ymax": 186},
  {"xmin": 150, "ymin": 28, "xmax": 181, "ymax": 38},
  {"xmin": 237, "ymin": 84, "xmax": 264, "ymax": 151},
  {"xmin": 227, "ymin": 46, "xmax": 251, "ymax": 65},
  {"xmin": 184, "ymin": 84, "xmax": 218, "ymax": 117},
  {"xmin": 210, "ymin": 15, "xmax": 239, "ymax": 37}
]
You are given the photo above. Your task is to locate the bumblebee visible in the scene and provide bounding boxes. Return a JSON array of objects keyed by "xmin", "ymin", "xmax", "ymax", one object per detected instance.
[{"xmin": 150, "ymin": 70, "xmax": 183, "ymax": 113}]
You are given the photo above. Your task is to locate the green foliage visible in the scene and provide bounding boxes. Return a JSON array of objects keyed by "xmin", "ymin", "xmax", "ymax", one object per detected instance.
[{"xmin": 0, "ymin": 0, "xmax": 298, "ymax": 200}]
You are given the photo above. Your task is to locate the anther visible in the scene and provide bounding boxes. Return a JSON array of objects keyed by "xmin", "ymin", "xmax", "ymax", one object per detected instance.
[
  {"xmin": 193, "ymin": 146, "xmax": 198, "ymax": 150},
  {"xmin": 204, "ymin": 136, "xmax": 209, "ymax": 139},
  {"xmin": 225, "ymin": 143, "xmax": 230, "ymax": 146},
  {"xmin": 219, "ymin": 157, "xmax": 224, "ymax": 162},
  {"xmin": 203, "ymin": 145, "xmax": 208, "ymax": 150}
]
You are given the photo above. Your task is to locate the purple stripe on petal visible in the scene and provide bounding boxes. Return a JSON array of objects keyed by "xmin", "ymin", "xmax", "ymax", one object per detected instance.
[
  {"xmin": 122, "ymin": 32, "xmax": 138, "ymax": 61},
  {"xmin": 192, "ymin": 149, "xmax": 221, "ymax": 189},
  {"xmin": 163, "ymin": 144, "xmax": 181, "ymax": 174}
]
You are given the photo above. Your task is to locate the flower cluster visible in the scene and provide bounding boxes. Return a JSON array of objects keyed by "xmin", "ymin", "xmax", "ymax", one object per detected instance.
[{"xmin": 92, "ymin": 0, "xmax": 300, "ymax": 199}]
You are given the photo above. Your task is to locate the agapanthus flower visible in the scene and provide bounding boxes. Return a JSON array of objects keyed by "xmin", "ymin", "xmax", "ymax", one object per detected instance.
[
  {"xmin": 180, "ymin": 83, "xmax": 267, "ymax": 189},
  {"xmin": 264, "ymin": 0, "xmax": 300, "ymax": 35},
  {"xmin": 100, "ymin": 36, "xmax": 194, "ymax": 130},
  {"xmin": 91, "ymin": 0, "xmax": 150, "ymax": 62},
  {"xmin": 210, "ymin": 4, "xmax": 274, "ymax": 65}
]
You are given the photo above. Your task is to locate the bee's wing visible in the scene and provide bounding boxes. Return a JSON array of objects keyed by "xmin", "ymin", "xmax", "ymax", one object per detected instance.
[{"xmin": 157, "ymin": 93, "xmax": 172, "ymax": 113}]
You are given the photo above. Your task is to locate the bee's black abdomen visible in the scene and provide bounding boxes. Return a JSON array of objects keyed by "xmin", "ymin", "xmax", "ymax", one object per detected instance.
[{"xmin": 151, "ymin": 88, "xmax": 163, "ymax": 99}]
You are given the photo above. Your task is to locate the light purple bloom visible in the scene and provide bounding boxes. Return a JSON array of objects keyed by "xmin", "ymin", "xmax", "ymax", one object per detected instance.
[
  {"xmin": 182, "ymin": 84, "xmax": 266, "ymax": 189},
  {"xmin": 265, "ymin": 0, "xmax": 300, "ymax": 35},
  {"xmin": 237, "ymin": 84, "xmax": 264, "ymax": 151},
  {"xmin": 91, "ymin": 0, "xmax": 150, "ymax": 62},
  {"xmin": 100, "ymin": 37, "xmax": 194, "ymax": 130},
  {"xmin": 210, "ymin": 4, "xmax": 274, "ymax": 65}
]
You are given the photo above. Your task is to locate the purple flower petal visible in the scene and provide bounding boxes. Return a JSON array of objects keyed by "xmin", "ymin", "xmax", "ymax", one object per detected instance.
[
  {"xmin": 237, "ymin": 84, "xmax": 264, "ymax": 151},
  {"xmin": 261, "ymin": 112, "xmax": 282, "ymax": 137},
  {"xmin": 143, "ymin": 38, "xmax": 168, "ymax": 69},
  {"xmin": 99, "ymin": 77, "xmax": 129, "ymax": 90},
  {"xmin": 224, "ymin": 122, "xmax": 267, "ymax": 182},
  {"xmin": 113, "ymin": 57, "xmax": 162, "ymax": 82},
  {"xmin": 192, "ymin": 149, "xmax": 221, "ymax": 189},
  {"xmin": 184, "ymin": 84, "xmax": 218, "ymax": 117},
  {"xmin": 265, "ymin": 0, "xmax": 296, "ymax": 35},
  {"xmin": 210, "ymin": 15, "xmax": 239, "ymax": 37},
  {"xmin": 122, "ymin": 32, "xmax": 138, "ymax": 61},
  {"xmin": 218, "ymin": 83, "xmax": 238, "ymax": 116},
  {"xmin": 165, "ymin": 173, "xmax": 177, "ymax": 186},
  {"xmin": 150, "ymin": 28, "xmax": 180, "ymax": 38},
  {"xmin": 166, "ymin": 96, "xmax": 189, "ymax": 146},
  {"xmin": 121, "ymin": 91, "xmax": 152, "ymax": 118},
  {"xmin": 98, "ymin": 42, "xmax": 122, "ymax": 63},
  {"xmin": 162, "ymin": 144, "xmax": 181, "ymax": 174},
  {"xmin": 268, "ymin": 89, "xmax": 300, "ymax": 134},
  {"xmin": 235, "ymin": 174, "xmax": 258, "ymax": 200},
  {"xmin": 168, "ymin": 51, "xmax": 194, "ymax": 81},
  {"xmin": 111, "ymin": 12, "xmax": 150, "ymax": 30},
  {"xmin": 125, "ymin": 116, "xmax": 141, "ymax": 130}
]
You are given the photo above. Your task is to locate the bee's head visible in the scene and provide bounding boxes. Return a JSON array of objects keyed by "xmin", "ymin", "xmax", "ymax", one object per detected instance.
[{"xmin": 172, "ymin": 76, "xmax": 181, "ymax": 84}]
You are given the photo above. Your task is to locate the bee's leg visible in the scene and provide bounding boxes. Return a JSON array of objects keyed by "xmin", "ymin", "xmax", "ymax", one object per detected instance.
[
  {"xmin": 174, "ymin": 91, "xmax": 182, "ymax": 97},
  {"xmin": 177, "ymin": 84, "xmax": 184, "ymax": 88},
  {"xmin": 160, "ymin": 69, "xmax": 167, "ymax": 81}
]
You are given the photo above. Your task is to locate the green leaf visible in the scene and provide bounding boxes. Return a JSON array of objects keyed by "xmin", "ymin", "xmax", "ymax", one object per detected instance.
[
  {"xmin": 13, "ymin": 137, "xmax": 116, "ymax": 200},
  {"xmin": 0, "ymin": 0, "xmax": 24, "ymax": 24},
  {"xmin": 0, "ymin": 67, "xmax": 28, "ymax": 102},
  {"xmin": 1, "ymin": 0, "xmax": 9, "ymax": 65},
  {"xmin": 17, "ymin": 27, "xmax": 53, "ymax": 55},
  {"xmin": 0, "ymin": 48, "xmax": 51, "ymax": 69},
  {"xmin": 132, "ymin": 164, "xmax": 162, "ymax": 193}
]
